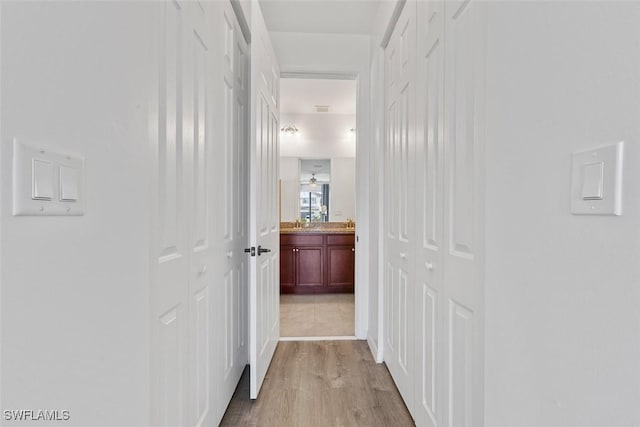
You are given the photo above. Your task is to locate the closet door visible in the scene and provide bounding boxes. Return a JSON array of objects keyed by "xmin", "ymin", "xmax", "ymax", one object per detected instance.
[
  {"xmin": 184, "ymin": 2, "xmax": 217, "ymax": 426},
  {"xmin": 152, "ymin": 1, "xmax": 249, "ymax": 425},
  {"xmin": 151, "ymin": 1, "xmax": 216, "ymax": 426},
  {"xmin": 214, "ymin": 1, "xmax": 250, "ymax": 416},
  {"xmin": 443, "ymin": 1, "xmax": 486, "ymax": 426},
  {"xmin": 383, "ymin": 1, "xmax": 417, "ymax": 415},
  {"xmin": 415, "ymin": 1, "xmax": 445, "ymax": 426}
]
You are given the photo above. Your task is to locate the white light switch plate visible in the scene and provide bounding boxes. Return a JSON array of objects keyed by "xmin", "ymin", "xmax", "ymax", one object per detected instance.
[
  {"xmin": 13, "ymin": 139, "xmax": 85, "ymax": 216},
  {"xmin": 571, "ymin": 142, "xmax": 623, "ymax": 215}
]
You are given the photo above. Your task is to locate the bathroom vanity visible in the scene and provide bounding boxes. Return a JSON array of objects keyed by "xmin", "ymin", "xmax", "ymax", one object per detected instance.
[{"xmin": 280, "ymin": 223, "xmax": 355, "ymax": 294}]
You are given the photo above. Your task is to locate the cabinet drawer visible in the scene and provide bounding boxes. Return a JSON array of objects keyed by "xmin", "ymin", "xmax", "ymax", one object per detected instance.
[
  {"xmin": 326, "ymin": 234, "xmax": 354, "ymax": 246},
  {"xmin": 280, "ymin": 234, "xmax": 324, "ymax": 246}
]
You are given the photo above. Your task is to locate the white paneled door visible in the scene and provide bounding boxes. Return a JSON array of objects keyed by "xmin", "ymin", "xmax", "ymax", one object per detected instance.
[
  {"xmin": 216, "ymin": 1, "xmax": 250, "ymax": 412},
  {"xmin": 152, "ymin": 2, "xmax": 197, "ymax": 425},
  {"xmin": 415, "ymin": 1, "xmax": 445, "ymax": 426},
  {"xmin": 185, "ymin": 4, "xmax": 214, "ymax": 426},
  {"xmin": 384, "ymin": 2, "xmax": 417, "ymax": 415},
  {"xmin": 248, "ymin": 4, "xmax": 280, "ymax": 399},
  {"xmin": 443, "ymin": 1, "xmax": 486, "ymax": 426},
  {"xmin": 151, "ymin": 1, "xmax": 249, "ymax": 425},
  {"xmin": 383, "ymin": 1, "xmax": 486, "ymax": 426}
]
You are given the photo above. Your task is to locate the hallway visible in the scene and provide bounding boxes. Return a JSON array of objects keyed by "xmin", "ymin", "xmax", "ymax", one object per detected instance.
[
  {"xmin": 2, "ymin": 1, "xmax": 640, "ymax": 426},
  {"xmin": 220, "ymin": 340, "xmax": 413, "ymax": 426}
]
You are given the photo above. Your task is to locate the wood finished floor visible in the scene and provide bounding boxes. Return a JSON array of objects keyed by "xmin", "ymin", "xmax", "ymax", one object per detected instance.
[{"xmin": 220, "ymin": 340, "xmax": 414, "ymax": 427}]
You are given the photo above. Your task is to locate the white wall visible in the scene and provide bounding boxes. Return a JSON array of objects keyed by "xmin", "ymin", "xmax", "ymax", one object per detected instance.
[
  {"xmin": 330, "ymin": 158, "xmax": 356, "ymax": 221},
  {"xmin": 484, "ymin": 3, "xmax": 640, "ymax": 426},
  {"xmin": 280, "ymin": 157, "xmax": 299, "ymax": 221},
  {"xmin": 279, "ymin": 157, "xmax": 300, "ymax": 181},
  {"xmin": 271, "ymin": 31, "xmax": 371, "ymax": 339},
  {"xmin": 280, "ymin": 113, "xmax": 356, "ymax": 158},
  {"xmin": 1, "ymin": 2, "xmax": 155, "ymax": 425}
]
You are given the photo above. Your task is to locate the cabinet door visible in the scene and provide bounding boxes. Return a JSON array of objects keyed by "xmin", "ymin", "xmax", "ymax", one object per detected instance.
[
  {"xmin": 296, "ymin": 246, "xmax": 324, "ymax": 287},
  {"xmin": 280, "ymin": 245, "xmax": 296, "ymax": 290},
  {"xmin": 327, "ymin": 246, "xmax": 355, "ymax": 287}
]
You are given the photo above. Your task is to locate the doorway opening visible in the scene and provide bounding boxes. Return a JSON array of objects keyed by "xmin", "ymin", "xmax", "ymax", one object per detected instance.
[{"xmin": 278, "ymin": 76, "xmax": 357, "ymax": 339}]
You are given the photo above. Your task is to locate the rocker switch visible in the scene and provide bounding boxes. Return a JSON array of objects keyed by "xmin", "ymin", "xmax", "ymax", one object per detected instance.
[
  {"xmin": 581, "ymin": 161, "xmax": 604, "ymax": 200},
  {"xmin": 59, "ymin": 165, "xmax": 79, "ymax": 202},
  {"xmin": 32, "ymin": 159, "xmax": 54, "ymax": 200}
]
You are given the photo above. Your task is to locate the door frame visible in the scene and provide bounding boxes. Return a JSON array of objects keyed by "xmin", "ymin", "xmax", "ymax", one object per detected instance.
[{"xmin": 279, "ymin": 71, "xmax": 368, "ymax": 339}]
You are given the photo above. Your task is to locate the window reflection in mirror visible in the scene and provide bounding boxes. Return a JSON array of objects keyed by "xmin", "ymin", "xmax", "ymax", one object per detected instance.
[
  {"xmin": 299, "ymin": 184, "xmax": 329, "ymax": 222},
  {"xmin": 299, "ymin": 159, "xmax": 330, "ymax": 222}
]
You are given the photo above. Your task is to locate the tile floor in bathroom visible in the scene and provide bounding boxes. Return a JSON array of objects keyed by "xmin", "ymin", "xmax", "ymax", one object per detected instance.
[{"xmin": 279, "ymin": 293, "xmax": 355, "ymax": 337}]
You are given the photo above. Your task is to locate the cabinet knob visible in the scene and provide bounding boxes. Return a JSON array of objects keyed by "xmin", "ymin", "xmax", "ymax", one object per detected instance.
[
  {"xmin": 426, "ymin": 261, "xmax": 434, "ymax": 271},
  {"xmin": 400, "ymin": 253, "xmax": 406, "ymax": 259},
  {"xmin": 352, "ymin": 248, "xmax": 355, "ymax": 252}
]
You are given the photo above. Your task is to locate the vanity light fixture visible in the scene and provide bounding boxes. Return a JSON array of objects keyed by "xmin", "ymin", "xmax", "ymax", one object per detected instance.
[{"xmin": 280, "ymin": 124, "xmax": 299, "ymax": 135}]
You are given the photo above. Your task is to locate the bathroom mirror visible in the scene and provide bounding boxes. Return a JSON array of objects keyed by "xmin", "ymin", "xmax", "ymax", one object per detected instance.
[{"xmin": 279, "ymin": 156, "xmax": 356, "ymax": 223}]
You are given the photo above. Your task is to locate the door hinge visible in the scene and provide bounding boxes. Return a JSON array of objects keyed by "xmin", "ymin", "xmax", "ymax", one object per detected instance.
[{"xmin": 244, "ymin": 247, "xmax": 256, "ymax": 257}]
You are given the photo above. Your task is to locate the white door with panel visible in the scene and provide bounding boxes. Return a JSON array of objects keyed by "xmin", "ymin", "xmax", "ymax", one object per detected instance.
[
  {"xmin": 185, "ymin": 3, "xmax": 216, "ymax": 425},
  {"xmin": 151, "ymin": 1, "xmax": 249, "ymax": 425},
  {"xmin": 442, "ymin": 1, "xmax": 486, "ymax": 426},
  {"xmin": 383, "ymin": 1, "xmax": 486, "ymax": 426},
  {"xmin": 415, "ymin": 1, "xmax": 445, "ymax": 426},
  {"xmin": 152, "ymin": 2, "xmax": 205, "ymax": 425},
  {"xmin": 383, "ymin": 2, "xmax": 417, "ymax": 414},
  {"xmin": 215, "ymin": 0, "xmax": 250, "ymax": 412},
  {"xmin": 248, "ymin": 3, "xmax": 280, "ymax": 399}
]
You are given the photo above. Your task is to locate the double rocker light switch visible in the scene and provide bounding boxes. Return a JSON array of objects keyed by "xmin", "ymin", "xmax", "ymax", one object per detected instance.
[{"xmin": 13, "ymin": 139, "xmax": 85, "ymax": 216}]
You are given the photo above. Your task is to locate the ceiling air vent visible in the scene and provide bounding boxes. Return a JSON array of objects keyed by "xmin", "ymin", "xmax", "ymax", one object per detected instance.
[{"xmin": 315, "ymin": 105, "xmax": 330, "ymax": 113}]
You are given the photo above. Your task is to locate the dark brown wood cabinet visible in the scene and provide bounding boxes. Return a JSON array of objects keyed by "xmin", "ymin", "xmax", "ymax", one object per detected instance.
[
  {"xmin": 280, "ymin": 233, "xmax": 354, "ymax": 294},
  {"xmin": 280, "ymin": 244, "xmax": 296, "ymax": 290}
]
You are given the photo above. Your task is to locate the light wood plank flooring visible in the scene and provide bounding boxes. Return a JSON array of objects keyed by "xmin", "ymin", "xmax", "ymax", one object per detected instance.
[
  {"xmin": 220, "ymin": 340, "xmax": 414, "ymax": 426},
  {"xmin": 280, "ymin": 294, "xmax": 355, "ymax": 337}
]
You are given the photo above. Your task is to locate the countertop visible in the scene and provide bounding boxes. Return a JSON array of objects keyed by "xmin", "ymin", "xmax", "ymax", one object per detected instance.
[
  {"xmin": 280, "ymin": 221, "xmax": 355, "ymax": 235},
  {"xmin": 280, "ymin": 227, "xmax": 355, "ymax": 235}
]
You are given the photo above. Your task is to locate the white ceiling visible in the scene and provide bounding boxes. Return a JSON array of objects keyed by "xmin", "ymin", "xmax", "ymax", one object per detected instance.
[
  {"xmin": 280, "ymin": 78, "xmax": 356, "ymax": 115},
  {"xmin": 300, "ymin": 159, "xmax": 331, "ymax": 183},
  {"xmin": 259, "ymin": 0, "xmax": 382, "ymax": 35},
  {"xmin": 300, "ymin": 158, "xmax": 331, "ymax": 174}
]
